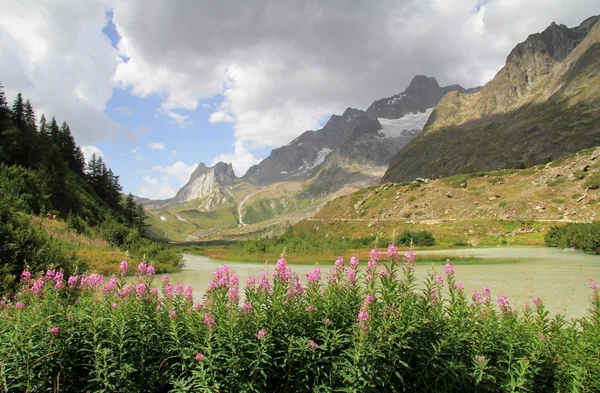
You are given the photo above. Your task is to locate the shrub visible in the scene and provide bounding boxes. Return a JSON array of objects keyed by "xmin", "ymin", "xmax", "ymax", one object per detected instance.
[
  {"xmin": 397, "ymin": 230, "xmax": 436, "ymax": 246},
  {"xmin": 545, "ymin": 222, "xmax": 600, "ymax": 254},
  {"xmin": 548, "ymin": 177, "xmax": 566, "ymax": 187},
  {"xmin": 1, "ymin": 255, "xmax": 599, "ymax": 392},
  {"xmin": 584, "ymin": 171, "xmax": 600, "ymax": 190}
]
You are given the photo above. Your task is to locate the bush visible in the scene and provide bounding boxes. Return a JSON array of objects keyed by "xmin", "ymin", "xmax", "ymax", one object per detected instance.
[
  {"xmin": 1, "ymin": 255, "xmax": 599, "ymax": 392},
  {"xmin": 545, "ymin": 222, "xmax": 600, "ymax": 254},
  {"xmin": 397, "ymin": 230, "xmax": 436, "ymax": 246},
  {"xmin": 584, "ymin": 171, "xmax": 600, "ymax": 190}
]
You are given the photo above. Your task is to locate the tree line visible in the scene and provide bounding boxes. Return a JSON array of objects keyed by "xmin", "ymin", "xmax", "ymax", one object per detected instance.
[{"xmin": 0, "ymin": 81, "xmax": 145, "ymax": 229}]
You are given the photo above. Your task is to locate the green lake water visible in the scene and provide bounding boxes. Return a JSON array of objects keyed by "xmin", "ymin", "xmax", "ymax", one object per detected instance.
[{"xmin": 171, "ymin": 247, "xmax": 600, "ymax": 319}]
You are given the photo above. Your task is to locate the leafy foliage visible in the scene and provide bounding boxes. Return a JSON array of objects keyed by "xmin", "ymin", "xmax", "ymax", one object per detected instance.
[
  {"xmin": 1, "ymin": 252, "xmax": 599, "ymax": 392},
  {"xmin": 545, "ymin": 222, "xmax": 600, "ymax": 254}
]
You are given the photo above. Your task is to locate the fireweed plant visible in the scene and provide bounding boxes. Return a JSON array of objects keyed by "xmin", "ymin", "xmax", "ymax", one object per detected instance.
[{"xmin": 1, "ymin": 247, "xmax": 599, "ymax": 392}]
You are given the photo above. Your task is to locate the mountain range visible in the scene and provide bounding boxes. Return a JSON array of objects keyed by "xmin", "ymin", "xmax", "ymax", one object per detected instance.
[{"xmin": 142, "ymin": 15, "xmax": 600, "ymax": 241}]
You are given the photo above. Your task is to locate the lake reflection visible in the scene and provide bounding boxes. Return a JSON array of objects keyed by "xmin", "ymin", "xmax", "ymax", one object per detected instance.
[{"xmin": 169, "ymin": 247, "xmax": 600, "ymax": 319}]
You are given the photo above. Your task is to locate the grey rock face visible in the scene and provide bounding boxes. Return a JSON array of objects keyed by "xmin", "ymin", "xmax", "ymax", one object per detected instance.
[
  {"xmin": 366, "ymin": 75, "xmax": 479, "ymax": 119},
  {"xmin": 170, "ymin": 162, "xmax": 237, "ymax": 209}
]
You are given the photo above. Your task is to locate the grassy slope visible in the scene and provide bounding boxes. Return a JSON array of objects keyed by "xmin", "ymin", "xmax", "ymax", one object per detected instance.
[{"xmin": 297, "ymin": 147, "xmax": 600, "ymax": 247}]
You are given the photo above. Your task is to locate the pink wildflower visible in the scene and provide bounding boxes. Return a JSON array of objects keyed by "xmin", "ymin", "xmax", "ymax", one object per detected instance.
[
  {"xmin": 227, "ymin": 287, "xmax": 239, "ymax": 305},
  {"xmin": 257, "ymin": 329, "xmax": 266, "ymax": 340},
  {"xmin": 150, "ymin": 287, "xmax": 159, "ymax": 297},
  {"xmin": 274, "ymin": 258, "xmax": 292, "ymax": 282},
  {"xmin": 323, "ymin": 318, "xmax": 331, "ymax": 326},
  {"xmin": 68, "ymin": 275, "xmax": 78, "ymax": 289},
  {"xmin": 350, "ymin": 256, "xmax": 359, "ymax": 269},
  {"xmin": 245, "ymin": 275, "xmax": 256, "ymax": 290},
  {"xmin": 104, "ymin": 277, "xmax": 118, "ymax": 293},
  {"xmin": 49, "ymin": 326, "xmax": 59, "ymax": 337},
  {"xmin": 162, "ymin": 274, "xmax": 170, "ymax": 285},
  {"xmin": 15, "ymin": 301, "xmax": 24, "ymax": 310},
  {"xmin": 497, "ymin": 295, "xmax": 510, "ymax": 311},
  {"xmin": 327, "ymin": 268, "xmax": 338, "ymax": 284},
  {"xmin": 444, "ymin": 262, "xmax": 455, "ymax": 276},
  {"xmin": 307, "ymin": 267, "xmax": 321, "ymax": 285},
  {"xmin": 136, "ymin": 283, "xmax": 147, "ymax": 297},
  {"xmin": 242, "ymin": 301, "xmax": 253, "ymax": 313},
  {"xmin": 175, "ymin": 282, "xmax": 184, "ymax": 294},
  {"xmin": 363, "ymin": 294, "xmax": 374, "ymax": 307},
  {"xmin": 455, "ymin": 282, "xmax": 464, "ymax": 291},
  {"xmin": 195, "ymin": 352, "xmax": 205, "ymax": 362},
  {"xmin": 119, "ymin": 260, "xmax": 129, "ymax": 276},
  {"xmin": 533, "ymin": 297, "xmax": 541, "ymax": 308},
  {"xmin": 169, "ymin": 311, "xmax": 176, "ymax": 319},
  {"xmin": 204, "ymin": 314, "xmax": 215, "ymax": 328},
  {"xmin": 345, "ymin": 269, "xmax": 357, "ymax": 285},
  {"xmin": 476, "ymin": 355, "xmax": 485, "ymax": 364},
  {"xmin": 334, "ymin": 257, "xmax": 344, "ymax": 270},
  {"xmin": 258, "ymin": 272, "xmax": 272, "ymax": 294},
  {"xmin": 31, "ymin": 279, "xmax": 44, "ymax": 295},
  {"xmin": 308, "ymin": 340, "xmax": 318, "ymax": 350},
  {"xmin": 136, "ymin": 262, "xmax": 147, "ymax": 275},
  {"xmin": 306, "ymin": 305, "xmax": 315, "ymax": 312},
  {"xmin": 119, "ymin": 284, "xmax": 133, "ymax": 297},
  {"xmin": 387, "ymin": 244, "xmax": 398, "ymax": 260},
  {"xmin": 45, "ymin": 269, "xmax": 56, "ymax": 280},
  {"xmin": 184, "ymin": 286, "xmax": 194, "ymax": 302},
  {"xmin": 20, "ymin": 270, "xmax": 31, "ymax": 283},
  {"xmin": 403, "ymin": 251, "xmax": 415, "ymax": 264},
  {"xmin": 379, "ymin": 268, "xmax": 387, "ymax": 278},
  {"xmin": 589, "ymin": 280, "xmax": 600, "ymax": 291},
  {"xmin": 146, "ymin": 265, "xmax": 155, "ymax": 277},
  {"xmin": 111, "ymin": 303, "xmax": 118, "ymax": 309},
  {"xmin": 434, "ymin": 274, "xmax": 444, "ymax": 286}
]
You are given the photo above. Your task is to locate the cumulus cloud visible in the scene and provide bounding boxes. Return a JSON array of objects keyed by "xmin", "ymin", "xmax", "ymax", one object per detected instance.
[
  {"xmin": 208, "ymin": 111, "xmax": 235, "ymax": 124},
  {"xmin": 139, "ymin": 175, "xmax": 176, "ymax": 200},
  {"xmin": 148, "ymin": 142, "xmax": 166, "ymax": 150},
  {"xmin": 152, "ymin": 161, "xmax": 198, "ymax": 186},
  {"xmin": 0, "ymin": 0, "xmax": 131, "ymax": 145},
  {"xmin": 212, "ymin": 141, "xmax": 260, "ymax": 177},
  {"xmin": 111, "ymin": 0, "xmax": 600, "ymax": 149},
  {"xmin": 81, "ymin": 145, "xmax": 103, "ymax": 162}
]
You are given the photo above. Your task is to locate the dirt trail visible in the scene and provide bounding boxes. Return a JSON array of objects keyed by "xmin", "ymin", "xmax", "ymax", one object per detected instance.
[{"xmin": 238, "ymin": 188, "xmax": 265, "ymax": 226}]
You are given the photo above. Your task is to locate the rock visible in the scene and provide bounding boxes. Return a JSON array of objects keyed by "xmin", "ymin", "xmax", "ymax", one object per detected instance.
[
  {"xmin": 415, "ymin": 178, "xmax": 426, "ymax": 183},
  {"xmin": 447, "ymin": 192, "xmax": 454, "ymax": 198},
  {"xmin": 582, "ymin": 165, "xmax": 591, "ymax": 172},
  {"xmin": 488, "ymin": 196, "xmax": 497, "ymax": 201},
  {"xmin": 459, "ymin": 180, "xmax": 468, "ymax": 188},
  {"xmin": 591, "ymin": 148, "xmax": 600, "ymax": 161},
  {"xmin": 495, "ymin": 194, "xmax": 503, "ymax": 199},
  {"xmin": 535, "ymin": 205, "xmax": 545, "ymax": 210}
]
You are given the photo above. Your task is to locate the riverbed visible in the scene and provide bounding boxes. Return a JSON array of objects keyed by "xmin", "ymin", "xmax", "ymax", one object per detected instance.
[{"xmin": 169, "ymin": 247, "xmax": 600, "ymax": 319}]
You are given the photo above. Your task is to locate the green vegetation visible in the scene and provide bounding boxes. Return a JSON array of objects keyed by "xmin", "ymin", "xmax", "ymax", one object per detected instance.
[
  {"xmin": 397, "ymin": 230, "xmax": 436, "ymax": 246},
  {"xmin": 2, "ymin": 256, "xmax": 599, "ymax": 392},
  {"xmin": 547, "ymin": 177, "xmax": 566, "ymax": 187},
  {"xmin": 584, "ymin": 171, "xmax": 600, "ymax": 189},
  {"xmin": 0, "ymin": 82, "xmax": 181, "ymax": 295},
  {"xmin": 545, "ymin": 222, "xmax": 600, "ymax": 254}
]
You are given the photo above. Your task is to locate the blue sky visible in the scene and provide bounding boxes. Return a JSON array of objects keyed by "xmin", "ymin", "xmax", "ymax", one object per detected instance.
[{"xmin": 2, "ymin": 0, "xmax": 597, "ymax": 200}]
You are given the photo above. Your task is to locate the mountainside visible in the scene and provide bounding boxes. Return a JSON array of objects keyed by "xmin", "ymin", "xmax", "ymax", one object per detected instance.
[
  {"xmin": 142, "ymin": 75, "xmax": 476, "ymax": 241},
  {"xmin": 296, "ymin": 146, "xmax": 600, "ymax": 246},
  {"xmin": 382, "ymin": 16, "xmax": 600, "ymax": 183}
]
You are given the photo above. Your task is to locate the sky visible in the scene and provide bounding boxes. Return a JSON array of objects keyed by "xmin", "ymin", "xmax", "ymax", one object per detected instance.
[{"xmin": 0, "ymin": 0, "xmax": 598, "ymax": 199}]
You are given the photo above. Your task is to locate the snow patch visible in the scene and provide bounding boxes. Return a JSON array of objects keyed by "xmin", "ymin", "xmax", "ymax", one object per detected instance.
[
  {"xmin": 159, "ymin": 216, "xmax": 166, "ymax": 221},
  {"xmin": 378, "ymin": 108, "xmax": 433, "ymax": 137},
  {"xmin": 281, "ymin": 171, "xmax": 288, "ymax": 174},
  {"xmin": 297, "ymin": 148, "xmax": 332, "ymax": 173}
]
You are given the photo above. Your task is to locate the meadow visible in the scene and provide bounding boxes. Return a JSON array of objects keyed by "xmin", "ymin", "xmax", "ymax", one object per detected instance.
[{"xmin": 1, "ymin": 247, "xmax": 599, "ymax": 392}]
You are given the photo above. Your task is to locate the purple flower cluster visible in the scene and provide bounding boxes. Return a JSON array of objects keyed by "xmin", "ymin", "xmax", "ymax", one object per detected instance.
[
  {"xmin": 307, "ymin": 267, "xmax": 321, "ymax": 285},
  {"xmin": 274, "ymin": 258, "xmax": 292, "ymax": 282}
]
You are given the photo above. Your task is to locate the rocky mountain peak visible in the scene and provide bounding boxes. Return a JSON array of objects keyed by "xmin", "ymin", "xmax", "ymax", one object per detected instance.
[{"xmin": 405, "ymin": 75, "xmax": 441, "ymax": 96}]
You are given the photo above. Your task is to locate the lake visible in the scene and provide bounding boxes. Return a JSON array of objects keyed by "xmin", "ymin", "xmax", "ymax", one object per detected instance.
[{"xmin": 169, "ymin": 247, "xmax": 600, "ymax": 319}]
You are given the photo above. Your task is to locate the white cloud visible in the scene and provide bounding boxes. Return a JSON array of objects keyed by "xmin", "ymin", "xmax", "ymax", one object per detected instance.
[
  {"xmin": 142, "ymin": 175, "xmax": 158, "ymax": 185},
  {"xmin": 208, "ymin": 111, "xmax": 235, "ymax": 123},
  {"xmin": 0, "ymin": 0, "xmax": 132, "ymax": 145},
  {"xmin": 139, "ymin": 175, "xmax": 176, "ymax": 200},
  {"xmin": 152, "ymin": 161, "xmax": 198, "ymax": 186},
  {"xmin": 170, "ymin": 150, "xmax": 177, "ymax": 158},
  {"xmin": 111, "ymin": 0, "xmax": 600, "ymax": 150},
  {"xmin": 201, "ymin": 103, "xmax": 211, "ymax": 109},
  {"xmin": 165, "ymin": 110, "xmax": 191, "ymax": 127},
  {"xmin": 212, "ymin": 141, "xmax": 260, "ymax": 177},
  {"xmin": 81, "ymin": 145, "xmax": 103, "ymax": 162},
  {"xmin": 148, "ymin": 142, "xmax": 166, "ymax": 150},
  {"xmin": 131, "ymin": 145, "xmax": 142, "ymax": 161}
]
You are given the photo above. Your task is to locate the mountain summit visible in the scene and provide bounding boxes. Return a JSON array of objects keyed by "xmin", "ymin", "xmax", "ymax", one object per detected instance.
[
  {"xmin": 170, "ymin": 162, "xmax": 236, "ymax": 209},
  {"xmin": 382, "ymin": 16, "xmax": 600, "ymax": 183}
]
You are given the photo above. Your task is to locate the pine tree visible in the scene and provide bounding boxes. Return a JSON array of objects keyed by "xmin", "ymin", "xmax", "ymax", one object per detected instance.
[
  {"xmin": 0, "ymin": 82, "xmax": 8, "ymax": 122},
  {"xmin": 124, "ymin": 193, "xmax": 136, "ymax": 225},
  {"xmin": 10, "ymin": 93, "xmax": 24, "ymax": 130},
  {"xmin": 135, "ymin": 203, "xmax": 147, "ymax": 231},
  {"xmin": 24, "ymin": 100, "xmax": 37, "ymax": 133},
  {"xmin": 49, "ymin": 116, "xmax": 60, "ymax": 145}
]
